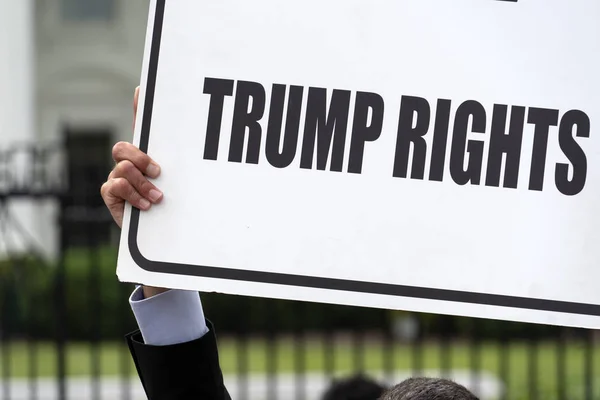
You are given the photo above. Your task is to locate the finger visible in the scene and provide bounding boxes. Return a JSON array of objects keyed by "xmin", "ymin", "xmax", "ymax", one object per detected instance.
[
  {"xmin": 133, "ymin": 86, "xmax": 140, "ymax": 130},
  {"xmin": 112, "ymin": 160, "xmax": 163, "ymax": 203},
  {"xmin": 101, "ymin": 177, "xmax": 151, "ymax": 211},
  {"xmin": 112, "ymin": 141, "xmax": 160, "ymax": 178}
]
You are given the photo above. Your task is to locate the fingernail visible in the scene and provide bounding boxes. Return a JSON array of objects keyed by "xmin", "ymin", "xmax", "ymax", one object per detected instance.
[
  {"xmin": 146, "ymin": 163, "xmax": 160, "ymax": 178},
  {"xmin": 139, "ymin": 199, "xmax": 151, "ymax": 210},
  {"xmin": 148, "ymin": 189, "xmax": 163, "ymax": 203}
]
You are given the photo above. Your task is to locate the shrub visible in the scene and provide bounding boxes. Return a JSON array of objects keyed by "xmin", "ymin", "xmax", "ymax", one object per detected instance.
[{"xmin": 1, "ymin": 248, "xmax": 561, "ymax": 340}]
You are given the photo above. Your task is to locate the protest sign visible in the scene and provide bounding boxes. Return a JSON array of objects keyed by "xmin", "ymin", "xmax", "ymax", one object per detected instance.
[{"xmin": 118, "ymin": 0, "xmax": 600, "ymax": 328}]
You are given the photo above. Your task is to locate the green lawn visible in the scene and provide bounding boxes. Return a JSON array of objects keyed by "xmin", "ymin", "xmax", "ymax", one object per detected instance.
[{"xmin": 2, "ymin": 338, "xmax": 599, "ymax": 399}]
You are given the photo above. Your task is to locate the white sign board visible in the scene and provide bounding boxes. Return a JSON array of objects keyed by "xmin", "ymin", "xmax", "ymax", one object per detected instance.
[{"xmin": 118, "ymin": 0, "xmax": 600, "ymax": 328}]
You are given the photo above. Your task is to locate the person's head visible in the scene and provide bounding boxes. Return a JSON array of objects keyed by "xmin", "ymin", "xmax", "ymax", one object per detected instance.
[
  {"xmin": 322, "ymin": 375, "xmax": 387, "ymax": 400},
  {"xmin": 380, "ymin": 377, "xmax": 479, "ymax": 400}
]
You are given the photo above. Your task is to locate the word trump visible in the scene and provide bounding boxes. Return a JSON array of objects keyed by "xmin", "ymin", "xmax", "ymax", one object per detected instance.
[{"xmin": 201, "ymin": 77, "xmax": 590, "ymax": 196}]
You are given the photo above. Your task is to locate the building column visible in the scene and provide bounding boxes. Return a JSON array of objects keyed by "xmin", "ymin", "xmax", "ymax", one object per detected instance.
[{"xmin": 0, "ymin": 0, "xmax": 37, "ymax": 255}]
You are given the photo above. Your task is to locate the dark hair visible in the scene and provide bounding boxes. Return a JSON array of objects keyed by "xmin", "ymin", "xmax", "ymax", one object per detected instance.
[
  {"xmin": 322, "ymin": 375, "xmax": 387, "ymax": 400},
  {"xmin": 380, "ymin": 377, "xmax": 479, "ymax": 400}
]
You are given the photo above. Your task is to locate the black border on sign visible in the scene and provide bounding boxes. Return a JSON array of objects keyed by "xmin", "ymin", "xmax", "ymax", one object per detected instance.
[{"xmin": 130, "ymin": 0, "xmax": 600, "ymax": 317}]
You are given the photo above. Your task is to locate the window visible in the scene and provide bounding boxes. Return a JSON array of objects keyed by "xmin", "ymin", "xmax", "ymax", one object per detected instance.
[{"xmin": 61, "ymin": 0, "xmax": 115, "ymax": 22}]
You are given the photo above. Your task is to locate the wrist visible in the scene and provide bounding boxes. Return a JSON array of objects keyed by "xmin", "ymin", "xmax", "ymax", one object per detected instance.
[{"xmin": 142, "ymin": 286, "xmax": 170, "ymax": 298}]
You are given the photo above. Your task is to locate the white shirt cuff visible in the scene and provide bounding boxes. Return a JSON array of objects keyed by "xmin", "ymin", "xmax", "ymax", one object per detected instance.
[{"xmin": 129, "ymin": 286, "xmax": 209, "ymax": 346}]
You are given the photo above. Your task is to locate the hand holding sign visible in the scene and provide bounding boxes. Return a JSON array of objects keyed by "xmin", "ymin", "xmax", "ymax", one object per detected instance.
[
  {"xmin": 102, "ymin": 89, "xmax": 169, "ymax": 299},
  {"xmin": 101, "ymin": 89, "xmax": 163, "ymax": 228}
]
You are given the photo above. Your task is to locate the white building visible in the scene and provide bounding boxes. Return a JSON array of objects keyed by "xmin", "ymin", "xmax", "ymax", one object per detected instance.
[{"xmin": 1, "ymin": 0, "xmax": 150, "ymax": 257}]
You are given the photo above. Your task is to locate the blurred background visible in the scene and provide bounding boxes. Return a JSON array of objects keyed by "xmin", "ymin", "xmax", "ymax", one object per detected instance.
[{"xmin": 0, "ymin": 0, "xmax": 598, "ymax": 399}]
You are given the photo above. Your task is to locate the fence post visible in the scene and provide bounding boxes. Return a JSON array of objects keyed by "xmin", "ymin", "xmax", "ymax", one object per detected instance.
[
  {"xmin": 468, "ymin": 319, "xmax": 481, "ymax": 396},
  {"xmin": 0, "ymin": 260, "xmax": 11, "ymax": 400},
  {"xmin": 410, "ymin": 313, "xmax": 423, "ymax": 376},
  {"xmin": 584, "ymin": 329, "xmax": 594, "ymax": 400},
  {"xmin": 382, "ymin": 315, "xmax": 394, "ymax": 384},
  {"xmin": 266, "ymin": 300, "xmax": 278, "ymax": 400},
  {"xmin": 293, "ymin": 302, "xmax": 306, "ymax": 400},
  {"xmin": 556, "ymin": 328, "xmax": 566, "ymax": 400},
  {"xmin": 324, "ymin": 314, "xmax": 335, "ymax": 382},
  {"xmin": 528, "ymin": 335, "xmax": 538, "ymax": 400},
  {"xmin": 119, "ymin": 283, "xmax": 133, "ymax": 400},
  {"xmin": 55, "ymin": 202, "xmax": 68, "ymax": 400},
  {"xmin": 499, "ymin": 332, "xmax": 509, "ymax": 400},
  {"xmin": 88, "ymin": 224, "xmax": 101, "ymax": 400},
  {"xmin": 439, "ymin": 315, "xmax": 452, "ymax": 379},
  {"xmin": 236, "ymin": 297, "xmax": 249, "ymax": 400}
]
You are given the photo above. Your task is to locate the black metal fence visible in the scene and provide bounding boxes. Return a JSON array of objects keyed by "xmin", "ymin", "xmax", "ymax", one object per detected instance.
[{"xmin": 0, "ymin": 143, "xmax": 598, "ymax": 400}]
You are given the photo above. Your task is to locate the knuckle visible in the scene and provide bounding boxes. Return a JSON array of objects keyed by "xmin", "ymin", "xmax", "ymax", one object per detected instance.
[
  {"xmin": 116, "ymin": 159, "xmax": 135, "ymax": 175},
  {"xmin": 138, "ymin": 153, "xmax": 151, "ymax": 169},
  {"xmin": 121, "ymin": 179, "xmax": 138, "ymax": 199},
  {"xmin": 100, "ymin": 182, "xmax": 109, "ymax": 198},
  {"xmin": 138, "ymin": 179, "xmax": 154, "ymax": 195},
  {"xmin": 113, "ymin": 177, "xmax": 128, "ymax": 193},
  {"xmin": 112, "ymin": 141, "xmax": 129, "ymax": 159}
]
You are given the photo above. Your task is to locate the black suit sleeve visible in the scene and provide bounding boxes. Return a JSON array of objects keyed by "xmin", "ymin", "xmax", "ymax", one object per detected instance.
[{"xmin": 126, "ymin": 320, "xmax": 231, "ymax": 400}]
